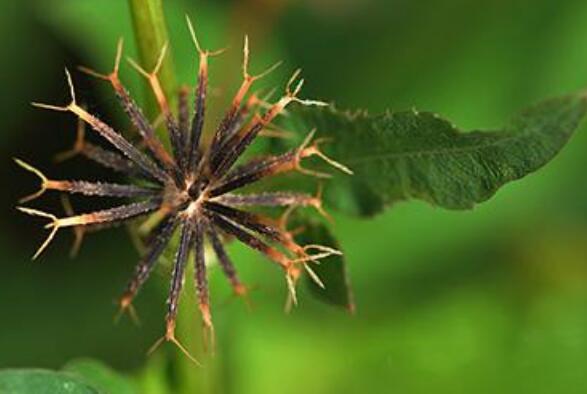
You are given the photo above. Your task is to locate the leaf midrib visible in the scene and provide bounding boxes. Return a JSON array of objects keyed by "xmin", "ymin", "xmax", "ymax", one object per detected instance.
[{"xmin": 342, "ymin": 123, "xmax": 559, "ymax": 166}]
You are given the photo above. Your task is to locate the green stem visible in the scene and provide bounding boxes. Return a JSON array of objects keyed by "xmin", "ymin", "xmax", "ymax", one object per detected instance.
[
  {"xmin": 176, "ymin": 273, "xmax": 224, "ymax": 394},
  {"xmin": 128, "ymin": 0, "xmax": 176, "ymax": 131}
]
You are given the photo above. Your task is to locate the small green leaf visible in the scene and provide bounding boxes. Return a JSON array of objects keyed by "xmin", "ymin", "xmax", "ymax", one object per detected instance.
[
  {"xmin": 0, "ymin": 370, "xmax": 97, "ymax": 394},
  {"xmin": 295, "ymin": 220, "xmax": 355, "ymax": 312},
  {"xmin": 64, "ymin": 359, "xmax": 137, "ymax": 394},
  {"xmin": 287, "ymin": 94, "xmax": 587, "ymax": 216}
]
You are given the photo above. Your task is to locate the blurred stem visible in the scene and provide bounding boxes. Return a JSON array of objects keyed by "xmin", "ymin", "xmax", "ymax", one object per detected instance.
[
  {"xmin": 128, "ymin": 0, "xmax": 176, "ymax": 142},
  {"xmin": 176, "ymin": 271, "xmax": 224, "ymax": 394}
]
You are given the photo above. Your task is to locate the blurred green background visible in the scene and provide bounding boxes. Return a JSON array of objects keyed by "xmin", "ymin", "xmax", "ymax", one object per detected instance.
[{"xmin": 2, "ymin": 0, "xmax": 587, "ymax": 393}]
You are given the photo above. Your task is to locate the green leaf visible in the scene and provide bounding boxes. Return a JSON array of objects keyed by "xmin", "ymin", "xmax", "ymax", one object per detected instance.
[
  {"xmin": 63, "ymin": 359, "xmax": 137, "ymax": 394},
  {"xmin": 287, "ymin": 93, "xmax": 587, "ymax": 216},
  {"xmin": 0, "ymin": 360, "xmax": 137, "ymax": 394},
  {"xmin": 295, "ymin": 220, "xmax": 355, "ymax": 312},
  {"xmin": 0, "ymin": 370, "xmax": 98, "ymax": 394}
]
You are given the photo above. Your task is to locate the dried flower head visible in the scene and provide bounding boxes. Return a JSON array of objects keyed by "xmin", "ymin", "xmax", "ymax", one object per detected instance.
[{"xmin": 16, "ymin": 18, "xmax": 351, "ymax": 361}]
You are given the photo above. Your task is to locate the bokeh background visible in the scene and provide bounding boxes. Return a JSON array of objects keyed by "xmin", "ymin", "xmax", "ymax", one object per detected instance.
[{"xmin": 2, "ymin": 0, "xmax": 587, "ymax": 393}]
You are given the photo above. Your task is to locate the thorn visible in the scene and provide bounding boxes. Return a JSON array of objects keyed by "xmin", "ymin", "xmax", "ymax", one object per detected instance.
[
  {"xmin": 128, "ymin": 41, "xmax": 168, "ymax": 77},
  {"xmin": 235, "ymin": 283, "xmax": 254, "ymax": 312},
  {"xmin": 69, "ymin": 227, "xmax": 85, "ymax": 259},
  {"xmin": 186, "ymin": 15, "xmax": 203, "ymax": 54},
  {"xmin": 312, "ymin": 149, "xmax": 353, "ymax": 175},
  {"xmin": 303, "ymin": 244, "xmax": 343, "ymax": 256},
  {"xmin": 293, "ymin": 98, "xmax": 329, "ymax": 107},
  {"xmin": 284, "ymin": 264, "xmax": 301, "ymax": 308},
  {"xmin": 288, "ymin": 244, "xmax": 342, "ymax": 267},
  {"xmin": 127, "ymin": 43, "xmax": 174, "ymax": 114},
  {"xmin": 77, "ymin": 65, "xmax": 109, "ymax": 80},
  {"xmin": 151, "ymin": 112, "xmax": 166, "ymax": 130},
  {"xmin": 242, "ymin": 35, "xmax": 249, "ymax": 78},
  {"xmin": 241, "ymin": 34, "xmax": 282, "ymax": 82},
  {"xmin": 292, "ymin": 79, "xmax": 304, "ymax": 97},
  {"xmin": 147, "ymin": 322, "xmax": 201, "ymax": 366},
  {"xmin": 293, "ymin": 131, "xmax": 333, "ymax": 179},
  {"xmin": 259, "ymin": 123, "xmax": 296, "ymax": 139},
  {"xmin": 278, "ymin": 205, "xmax": 297, "ymax": 231},
  {"xmin": 200, "ymin": 306, "xmax": 216, "ymax": 356},
  {"xmin": 299, "ymin": 128, "xmax": 317, "ymax": 151},
  {"xmin": 286, "ymin": 69, "xmax": 302, "ymax": 96},
  {"xmin": 250, "ymin": 94, "xmax": 274, "ymax": 111},
  {"xmin": 261, "ymin": 87, "xmax": 278, "ymax": 103},
  {"xmin": 31, "ymin": 68, "xmax": 77, "ymax": 112},
  {"xmin": 60, "ymin": 195, "xmax": 85, "ymax": 258},
  {"xmin": 78, "ymin": 38, "xmax": 124, "ymax": 82},
  {"xmin": 127, "ymin": 57, "xmax": 150, "ymax": 78},
  {"xmin": 282, "ymin": 69, "xmax": 328, "ymax": 107},
  {"xmin": 254, "ymin": 61, "xmax": 283, "ymax": 81},
  {"xmin": 16, "ymin": 206, "xmax": 56, "ymax": 220},
  {"xmin": 153, "ymin": 42, "xmax": 168, "ymax": 75},
  {"xmin": 114, "ymin": 37, "xmax": 124, "ymax": 74},
  {"xmin": 14, "ymin": 158, "xmax": 49, "ymax": 203},
  {"xmin": 219, "ymin": 283, "xmax": 255, "ymax": 312},
  {"xmin": 209, "ymin": 47, "xmax": 228, "ymax": 57},
  {"xmin": 288, "ymin": 226, "xmax": 306, "ymax": 237},
  {"xmin": 291, "ymin": 251, "xmax": 338, "ymax": 263},
  {"xmin": 114, "ymin": 295, "xmax": 141, "ymax": 326},
  {"xmin": 303, "ymin": 263, "xmax": 325, "ymax": 289},
  {"xmin": 297, "ymin": 130, "xmax": 353, "ymax": 177},
  {"xmin": 64, "ymin": 68, "xmax": 77, "ymax": 104},
  {"xmin": 54, "ymin": 116, "xmax": 86, "ymax": 163},
  {"xmin": 285, "ymin": 273, "xmax": 298, "ymax": 307},
  {"xmin": 284, "ymin": 291, "xmax": 294, "ymax": 314},
  {"xmin": 146, "ymin": 336, "xmax": 166, "ymax": 357},
  {"xmin": 310, "ymin": 183, "xmax": 334, "ymax": 223},
  {"xmin": 126, "ymin": 224, "xmax": 147, "ymax": 255},
  {"xmin": 258, "ymin": 127, "xmax": 295, "ymax": 139},
  {"xmin": 31, "ymin": 102, "xmax": 70, "ymax": 112},
  {"xmin": 202, "ymin": 323, "xmax": 216, "ymax": 356},
  {"xmin": 296, "ymin": 166, "xmax": 331, "ymax": 179},
  {"xmin": 186, "ymin": 15, "xmax": 226, "ymax": 57},
  {"xmin": 16, "ymin": 207, "xmax": 60, "ymax": 260}
]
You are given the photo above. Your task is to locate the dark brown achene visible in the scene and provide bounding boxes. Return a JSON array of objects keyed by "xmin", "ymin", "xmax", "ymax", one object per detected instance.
[{"xmin": 16, "ymin": 18, "xmax": 351, "ymax": 362}]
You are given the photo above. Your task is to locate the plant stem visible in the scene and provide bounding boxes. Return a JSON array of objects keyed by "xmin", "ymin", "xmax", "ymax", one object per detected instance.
[
  {"xmin": 128, "ymin": 0, "xmax": 176, "ymax": 132},
  {"xmin": 176, "ymin": 273, "xmax": 224, "ymax": 394}
]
